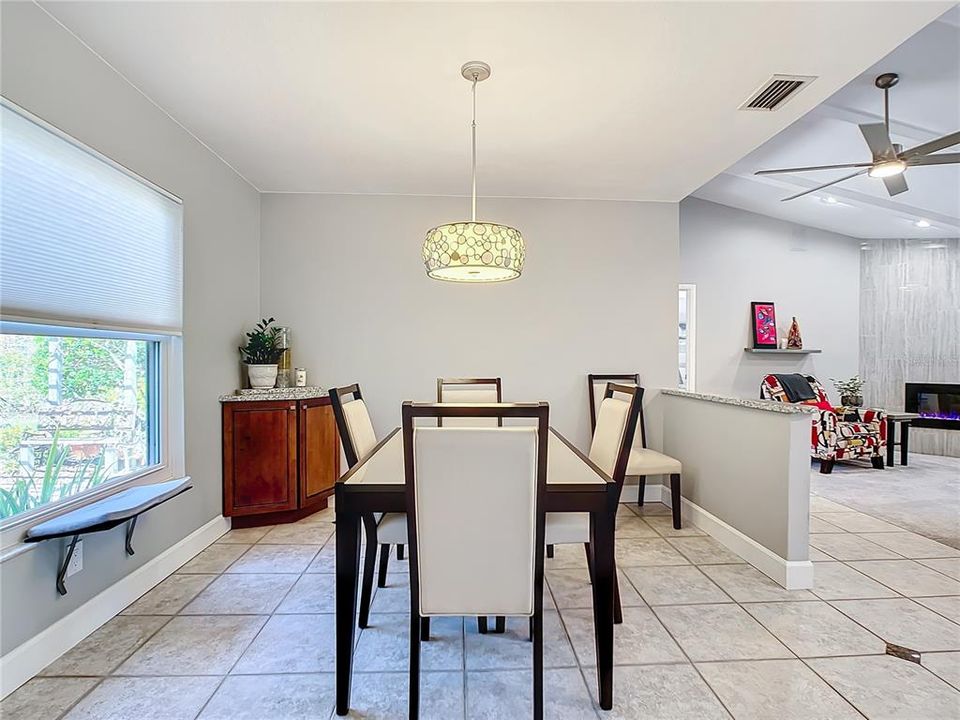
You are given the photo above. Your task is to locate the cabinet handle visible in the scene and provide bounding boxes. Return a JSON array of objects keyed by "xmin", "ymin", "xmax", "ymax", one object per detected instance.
[{"xmin": 289, "ymin": 405, "xmax": 296, "ymax": 411}]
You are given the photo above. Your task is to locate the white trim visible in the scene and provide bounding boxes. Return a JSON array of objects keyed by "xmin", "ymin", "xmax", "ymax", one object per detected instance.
[
  {"xmin": 680, "ymin": 496, "xmax": 814, "ymax": 590},
  {"xmin": 0, "ymin": 515, "xmax": 229, "ymax": 699},
  {"xmin": 0, "ymin": 335, "xmax": 185, "ymax": 553},
  {"xmin": 0, "ymin": 318, "xmax": 181, "ymax": 339},
  {"xmin": 679, "ymin": 283, "xmax": 696, "ymax": 393}
]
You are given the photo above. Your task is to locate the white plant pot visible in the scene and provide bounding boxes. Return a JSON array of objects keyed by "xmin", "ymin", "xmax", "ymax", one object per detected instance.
[{"xmin": 247, "ymin": 364, "xmax": 278, "ymax": 389}]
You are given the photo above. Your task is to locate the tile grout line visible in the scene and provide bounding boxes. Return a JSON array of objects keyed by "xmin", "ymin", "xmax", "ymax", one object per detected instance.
[
  {"xmin": 188, "ymin": 520, "xmax": 328, "ymax": 719},
  {"xmin": 610, "ymin": 526, "xmax": 742, "ymax": 718},
  {"xmin": 49, "ymin": 524, "xmax": 248, "ymax": 720}
]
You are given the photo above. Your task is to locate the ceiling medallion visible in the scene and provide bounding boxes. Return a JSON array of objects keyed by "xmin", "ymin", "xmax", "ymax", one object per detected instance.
[{"xmin": 422, "ymin": 62, "xmax": 525, "ymax": 283}]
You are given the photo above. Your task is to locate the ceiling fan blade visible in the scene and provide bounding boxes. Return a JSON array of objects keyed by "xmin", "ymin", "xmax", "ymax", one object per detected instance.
[
  {"xmin": 902, "ymin": 131, "xmax": 960, "ymax": 158},
  {"xmin": 755, "ymin": 162, "xmax": 872, "ymax": 176},
  {"xmin": 859, "ymin": 123, "xmax": 895, "ymax": 159},
  {"xmin": 882, "ymin": 173, "xmax": 908, "ymax": 196},
  {"xmin": 780, "ymin": 169, "xmax": 867, "ymax": 202},
  {"xmin": 908, "ymin": 152, "xmax": 960, "ymax": 166}
]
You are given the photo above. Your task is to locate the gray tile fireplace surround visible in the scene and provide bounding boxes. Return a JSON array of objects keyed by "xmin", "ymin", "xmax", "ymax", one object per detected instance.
[{"xmin": 859, "ymin": 236, "xmax": 959, "ymax": 458}]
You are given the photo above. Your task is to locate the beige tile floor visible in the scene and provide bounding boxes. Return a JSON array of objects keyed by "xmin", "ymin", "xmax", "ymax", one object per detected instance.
[{"xmin": 4, "ymin": 496, "xmax": 960, "ymax": 720}]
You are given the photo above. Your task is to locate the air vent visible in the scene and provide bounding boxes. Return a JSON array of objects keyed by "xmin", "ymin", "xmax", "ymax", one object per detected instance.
[{"xmin": 741, "ymin": 75, "xmax": 815, "ymax": 111}]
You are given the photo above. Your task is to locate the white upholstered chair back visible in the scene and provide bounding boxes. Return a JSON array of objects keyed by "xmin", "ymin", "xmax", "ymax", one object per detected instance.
[
  {"xmin": 411, "ymin": 426, "xmax": 540, "ymax": 616},
  {"xmin": 588, "ymin": 397, "xmax": 631, "ymax": 477},
  {"xmin": 342, "ymin": 398, "xmax": 378, "ymax": 460},
  {"xmin": 437, "ymin": 380, "xmax": 501, "ymax": 427}
]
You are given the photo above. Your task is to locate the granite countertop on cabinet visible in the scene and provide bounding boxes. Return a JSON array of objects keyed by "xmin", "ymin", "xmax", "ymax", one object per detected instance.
[
  {"xmin": 219, "ymin": 387, "xmax": 328, "ymax": 402},
  {"xmin": 661, "ymin": 389, "xmax": 818, "ymax": 415}
]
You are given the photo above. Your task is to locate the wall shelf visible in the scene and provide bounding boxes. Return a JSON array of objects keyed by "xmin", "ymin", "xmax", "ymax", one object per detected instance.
[{"xmin": 744, "ymin": 348, "xmax": 822, "ymax": 354}]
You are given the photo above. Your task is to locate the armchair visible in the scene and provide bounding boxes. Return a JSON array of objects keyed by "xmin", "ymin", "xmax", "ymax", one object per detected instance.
[{"xmin": 760, "ymin": 374, "xmax": 886, "ymax": 474}]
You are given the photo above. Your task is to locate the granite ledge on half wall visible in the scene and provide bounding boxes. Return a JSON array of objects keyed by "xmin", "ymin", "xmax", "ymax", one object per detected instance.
[
  {"xmin": 661, "ymin": 389, "xmax": 818, "ymax": 415},
  {"xmin": 219, "ymin": 387, "xmax": 328, "ymax": 402}
]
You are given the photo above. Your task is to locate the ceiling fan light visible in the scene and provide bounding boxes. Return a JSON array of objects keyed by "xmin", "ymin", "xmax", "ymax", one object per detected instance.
[{"xmin": 868, "ymin": 159, "xmax": 906, "ymax": 178}]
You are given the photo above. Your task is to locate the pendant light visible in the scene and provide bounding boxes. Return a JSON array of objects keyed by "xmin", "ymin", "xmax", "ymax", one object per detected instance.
[{"xmin": 422, "ymin": 61, "xmax": 525, "ymax": 282}]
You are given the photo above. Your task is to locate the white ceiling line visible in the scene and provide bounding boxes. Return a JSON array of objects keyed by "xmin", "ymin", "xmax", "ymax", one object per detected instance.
[
  {"xmin": 722, "ymin": 170, "xmax": 960, "ymax": 229},
  {"xmin": 816, "ymin": 102, "xmax": 951, "ymax": 142},
  {"xmin": 34, "ymin": 0, "xmax": 263, "ymax": 193},
  {"xmin": 257, "ymin": 189, "xmax": 670, "ymax": 203}
]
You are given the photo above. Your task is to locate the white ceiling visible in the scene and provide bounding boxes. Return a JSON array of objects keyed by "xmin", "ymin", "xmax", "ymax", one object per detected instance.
[
  {"xmin": 39, "ymin": 1, "xmax": 952, "ymax": 204},
  {"xmin": 695, "ymin": 6, "xmax": 960, "ymax": 239}
]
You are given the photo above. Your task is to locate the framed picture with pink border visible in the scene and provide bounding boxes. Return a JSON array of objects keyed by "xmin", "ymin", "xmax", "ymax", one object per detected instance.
[{"xmin": 750, "ymin": 302, "xmax": 777, "ymax": 349}]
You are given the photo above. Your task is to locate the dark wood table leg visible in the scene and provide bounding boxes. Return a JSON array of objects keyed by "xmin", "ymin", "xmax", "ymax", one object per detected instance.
[
  {"xmin": 886, "ymin": 419, "xmax": 896, "ymax": 468},
  {"xmin": 901, "ymin": 423, "xmax": 910, "ymax": 466},
  {"xmin": 589, "ymin": 509, "xmax": 615, "ymax": 711},
  {"xmin": 335, "ymin": 505, "xmax": 361, "ymax": 716}
]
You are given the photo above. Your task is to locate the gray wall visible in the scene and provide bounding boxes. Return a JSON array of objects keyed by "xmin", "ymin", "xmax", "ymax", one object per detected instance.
[
  {"xmin": 0, "ymin": 2, "xmax": 260, "ymax": 653},
  {"xmin": 661, "ymin": 394, "xmax": 812, "ymax": 564},
  {"xmin": 860, "ymin": 237, "xmax": 960, "ymax": 457},
  {"xmin": 680, "ymin": 197, "xmax": 861, "ymax": 402},
  {"xmin": 260, "ymin": 194, "xmax": 679, "ymax": 451}
]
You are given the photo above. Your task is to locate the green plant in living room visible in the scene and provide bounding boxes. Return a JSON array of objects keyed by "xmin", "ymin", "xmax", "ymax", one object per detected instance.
[
  {"xmin": 239, "ymin": 317, "xmax": 285, "ymax": 389},
  {"xmin": 831, "ymin": 375, "xmax": 865, "ymax": 408}
]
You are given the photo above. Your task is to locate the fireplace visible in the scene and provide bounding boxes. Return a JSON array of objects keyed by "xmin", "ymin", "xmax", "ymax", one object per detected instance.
[{"xmin": 905, "ymin": 383, "xmax": 960, "ymax": 430}]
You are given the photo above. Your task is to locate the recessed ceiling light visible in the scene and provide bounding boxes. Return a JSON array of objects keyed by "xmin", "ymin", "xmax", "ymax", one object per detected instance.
[
  {"xmin": 818, "ymin": 195, "xmax": 848, "ymax": 207},
  {"xmin": 915, "ymin": 219, "xmax": 931, "ymax": 228}
]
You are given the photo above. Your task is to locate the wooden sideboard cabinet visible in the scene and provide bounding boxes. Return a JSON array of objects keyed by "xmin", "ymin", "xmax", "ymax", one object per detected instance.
[{"xmin": 221, "ymin": 392, "xmax": 339, "ymax": 527}]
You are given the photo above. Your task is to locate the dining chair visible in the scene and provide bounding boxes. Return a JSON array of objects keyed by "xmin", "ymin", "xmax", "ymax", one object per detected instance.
[
  {"xmin": 402, "ymin": 401, "xmax": 550, "ymax": 720},
  {"xmin": 329, "ymin": 384, "xmax": 407, "ymax": 629},
  {"xmin": 436, "ymin": 377, "xmax": 502, "ymax": 421},
  {"xmin": 437, "ymin": 377, "xmax": 505, "ymax": 633},
  {"xmin": 588, "ymin": 373, "xmax": 683, "ymax": 529},
  {"xmin": 546, "ymin": 381, "xmax": 644, "ymax": 625}
]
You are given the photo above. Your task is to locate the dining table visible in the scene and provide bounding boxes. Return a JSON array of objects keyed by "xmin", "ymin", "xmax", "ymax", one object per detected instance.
[{"xmin": 334, "ymin": 424, "xmax": 619, "ymax": 715}]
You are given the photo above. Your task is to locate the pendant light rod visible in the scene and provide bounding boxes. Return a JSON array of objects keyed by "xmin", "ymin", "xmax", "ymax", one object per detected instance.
[
  {"xmin": 461, "ymin": 61, "xmax": 490, "ymax": 222},
  {"xmin": 471, "ymin": 74, "xmax": 478, "ymax": 222}
]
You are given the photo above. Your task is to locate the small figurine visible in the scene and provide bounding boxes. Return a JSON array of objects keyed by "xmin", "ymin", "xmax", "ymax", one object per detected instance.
[{"xmin": 787, "ymin": 317, "xmax": 803, "ymax": 349}]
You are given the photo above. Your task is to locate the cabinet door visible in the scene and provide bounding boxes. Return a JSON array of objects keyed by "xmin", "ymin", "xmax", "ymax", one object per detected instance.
[
  {"xmin": 299, "ymin": 399, "xmax": 339, "ymax": 504},
  {"xmin": 223, "ymin": 401, "xmax": 298, "ymax": 515}
]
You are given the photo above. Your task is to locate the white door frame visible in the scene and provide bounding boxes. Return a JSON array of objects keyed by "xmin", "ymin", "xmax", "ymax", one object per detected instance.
[{"xmin": 680, "ymin": 283, "xmax": 697, "ymax": 392}]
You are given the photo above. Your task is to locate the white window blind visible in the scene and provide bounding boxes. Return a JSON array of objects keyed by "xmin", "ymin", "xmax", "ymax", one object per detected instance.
[{"xmin": 1, "ymin": 102, "xmax": 182, "ymax": 334}]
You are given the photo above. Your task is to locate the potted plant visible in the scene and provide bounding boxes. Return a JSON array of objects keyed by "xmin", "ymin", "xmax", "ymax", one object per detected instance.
[
  {"xmin": 831, "ymin": 375, "xmax": 865, "ymax": 408},
  {"xmin": 239, "ymin": 318, "xmax": 284, "ymax": 389}
]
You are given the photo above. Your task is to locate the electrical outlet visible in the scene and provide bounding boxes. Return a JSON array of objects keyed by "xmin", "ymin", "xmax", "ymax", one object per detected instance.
[{"xmin": 66, "ymin": 539, "xmax": 83, "ymax": 577}]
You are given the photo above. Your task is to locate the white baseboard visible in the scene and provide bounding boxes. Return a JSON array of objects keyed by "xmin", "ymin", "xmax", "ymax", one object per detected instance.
[
  {"xmin": 680, "ymin": 498, "xmax": 813, "ymax": 590},
  {"xmin": 0, "ymin": 515, "xmax": 230, "ymax": 698},
  {"xmin": 618, "ymin": 482, "xmax": 664, "ymax": 505}
]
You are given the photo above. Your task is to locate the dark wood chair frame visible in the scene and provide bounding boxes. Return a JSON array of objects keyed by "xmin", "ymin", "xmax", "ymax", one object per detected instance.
[
  {"xmin": 329, "ymin": 383, "xmax": 403, "ymax": 629},
  {"xmin": 436, "ymin": 377, "xmax": 503, "ymax": 427},
  {"xmin": 588, "ymin": 373, "xmax": 682, "ymax": 529},
  {"xmin": 334, "ymin": 419, "xmax": 619, "ymax": 714},
  {"xmin": 402, "ymin": 401, "xmax": 550, "ymax": 720},
  {"xmin": 437, "ymin": 377, "xmax": 506, "ymax": 634},
  {"xmin": 591, "ymin": 382, "xmax": 644, "ymax": 624},
  {"xmin": 547, "ymin": 373, "xmax": 640, "ymax": 561}
]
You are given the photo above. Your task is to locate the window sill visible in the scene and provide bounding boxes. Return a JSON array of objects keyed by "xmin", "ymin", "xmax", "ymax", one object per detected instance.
[{"xmin": 0, "ymin": 463, "xmax": 174, "ymax": 562}]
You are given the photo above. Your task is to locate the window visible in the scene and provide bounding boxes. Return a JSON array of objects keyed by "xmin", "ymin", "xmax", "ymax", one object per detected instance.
[
  {"xmin": 0, "ymin": 100, "xmax": 182, "ymax": 538},
  {"xmin": 0, "ymin": 331, "xmax": 161, "ymax": 520},
  {"xmin": 679, "ymin": 284, "xmax": 696, "ymax": 392}
]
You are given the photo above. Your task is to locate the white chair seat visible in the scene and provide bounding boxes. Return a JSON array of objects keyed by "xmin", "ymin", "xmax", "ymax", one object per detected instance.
[
  {"xmin": 627, "ymin": 448, "xmax": 681, "ymax": 475},
  {"xmin": 544, "ymin": 512, "xmax": 589, "ymax": 545},
  {"xmin": 377, "ymin": 512, "xmax": 408, "ymax": 544}
]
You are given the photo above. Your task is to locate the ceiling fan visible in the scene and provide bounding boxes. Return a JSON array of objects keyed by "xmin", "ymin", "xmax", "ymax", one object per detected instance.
[{"xmin": 755, "ymin": 73, "xmax": 960, "ymax": 202}]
